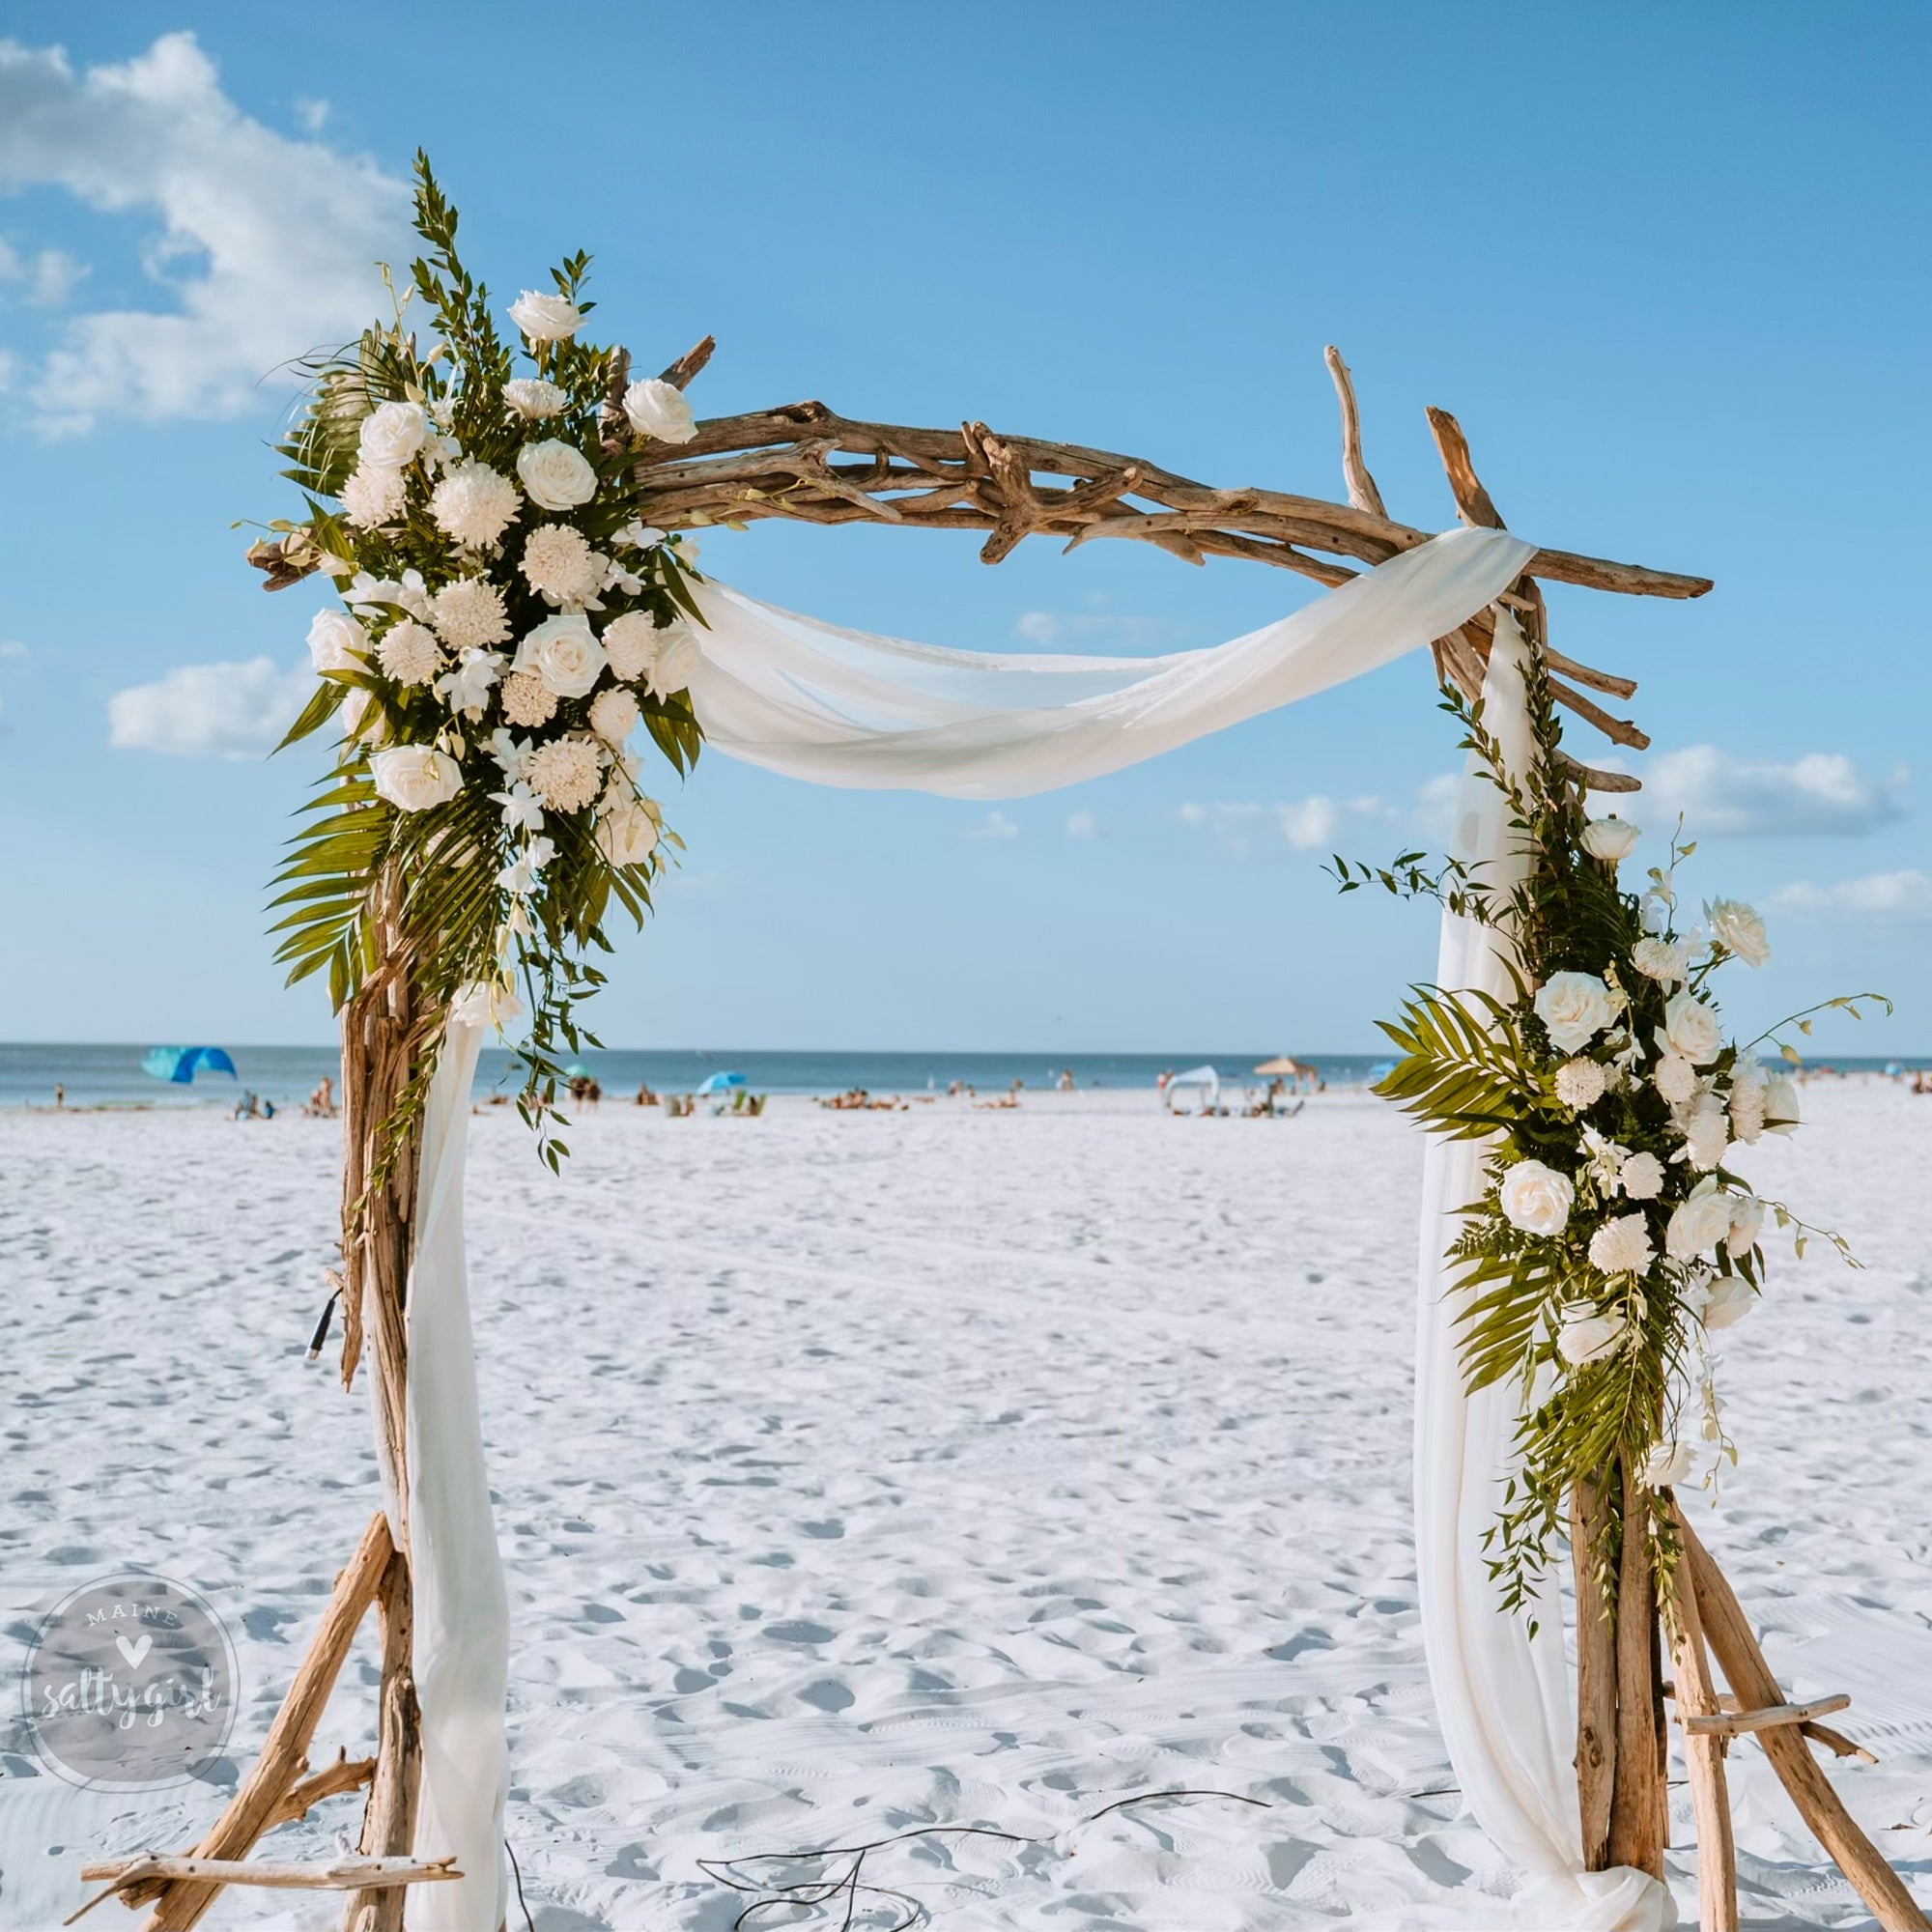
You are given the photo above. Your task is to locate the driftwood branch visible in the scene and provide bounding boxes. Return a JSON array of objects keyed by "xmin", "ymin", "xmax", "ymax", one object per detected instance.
[
  {"xmin": 1684, "ymin": 1692, "xmax": 1853, "ymax": 1739},
  {"xmin": 74, "ymin": 1859, "xmax": 455, "ymax": 1925},
  {"xmin": 1323, "ymin": 346, "xmax": 1387, "ymax": 518},
  {"xmin": 267, "ymin": 1752, "xmax": 376, "ymax": 1831},
  {"xmin": 134, "ymin": 1515, "xmax": 392, "ymax": 1929}
]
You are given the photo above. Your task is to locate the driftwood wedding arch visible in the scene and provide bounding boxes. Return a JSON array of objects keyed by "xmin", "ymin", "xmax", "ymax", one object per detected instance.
[{"xmin": 102, "ymin": 347, "xmax": 1924, "ymax": 1932}]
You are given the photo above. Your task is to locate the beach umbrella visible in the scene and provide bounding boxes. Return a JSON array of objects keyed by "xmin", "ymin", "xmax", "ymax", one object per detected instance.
[
  {"xmin": 696, "ymin": 1070, "xmax": 748, "ymax": 1095},
  {"xmin": 1253, "ymin": 1056, "xmax": 1308, "ymax": 1076},
  {"xmin": 142, "ymin": 1046, "xmax": 238, "ymax": 1085}
]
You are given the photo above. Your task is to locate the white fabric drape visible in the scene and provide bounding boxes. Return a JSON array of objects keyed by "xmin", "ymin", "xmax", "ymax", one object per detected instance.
[
  {"xmin": 683, "ymin": 526, "xmax": 1535, "ymax": 797},
  {"xmin": 405, "ymin": 1020, "xmax": 511, "ymax": 1932},
  {"xmin": 399, "ymin": 525, "xmax": 1641, "ymax": 1932},
  {"xmin": 1413, "ymin": 613, "xmax": 1674, "ymax": 1932}
]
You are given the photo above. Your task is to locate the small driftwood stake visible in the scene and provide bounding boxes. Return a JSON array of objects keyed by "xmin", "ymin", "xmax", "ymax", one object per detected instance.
[{"xmin": 1605, "ymin": 1460, "xmax": 1667, "ymax": 1879}]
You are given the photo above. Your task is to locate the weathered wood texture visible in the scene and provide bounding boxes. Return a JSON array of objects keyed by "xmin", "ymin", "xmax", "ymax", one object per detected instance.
[
  {"xmin": 1662, "ymin": 1497, "xmax": 1738, "ymax": 1932},
  {"xmin": 76, "ymin": 1859, "xmax": 455, "ymax": 1926},
  {"xmin": 343, "ymin": 1548, "xmax": 423, "ymax": 1931},
  {"xmin": 1570, "ymin": 1477, "xmax": 1619, "ymax": 1871},
  {"xmin": 1606, "ymin": 1462, "xmax": 1667, "ymax": 1879},
  {"xmin": 1681, "ymin": 1520, "xmax": 1928, "ymax": 1931},
  {"xmin": 137, "ymin": 1514, "xmax": 392, "ymax": 1929}
]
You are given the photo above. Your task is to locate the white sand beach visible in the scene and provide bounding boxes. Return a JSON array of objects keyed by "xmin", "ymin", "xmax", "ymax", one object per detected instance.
[{"xmin": 3, "ymin": 1084, "xmax": 1929, "ymax": 1929}]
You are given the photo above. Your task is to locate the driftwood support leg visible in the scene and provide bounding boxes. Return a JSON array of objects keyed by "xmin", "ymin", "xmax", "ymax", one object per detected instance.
[
  {"xmin": 137, "ymin": 1513, "xmax": 393, "ymax": 1931},
  {"xmin": 1662, "ymin": 1497, "xmax": 1738, "ymax": 1932},
  {"xmin": 1606, "ymin": 1460, "xmax": 1667, "ymax": 1879},
  {"xmin": 343, "ymin": 1548, "xmax": 423, "ymax": 1932},
  {"xmin": 1571, "ymin": 1475, "xmax": 1618, "ymax": 1871},
  {"xmin": 1680, "ymin": 1520, "xmax": 1929, "ymax": 1931}
]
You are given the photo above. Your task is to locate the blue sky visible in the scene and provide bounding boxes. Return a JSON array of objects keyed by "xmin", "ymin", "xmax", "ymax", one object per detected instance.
[{"xmin": 0, "ymin": 6, "xmax": 1925, "ymax": 1053}]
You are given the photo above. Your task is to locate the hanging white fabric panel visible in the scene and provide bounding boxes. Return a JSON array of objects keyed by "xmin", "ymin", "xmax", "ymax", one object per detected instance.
[
  {"xmin": 404, "ymin": 1020, "xmax": 511, "ymax": 1932},
  {"xmin": 1413, "ymin": 612, "xmax": 1675, "ymax": 1932},
  {"xmin": 683, "ymin": 526, "xmax": 1535, "ymax": 797}
]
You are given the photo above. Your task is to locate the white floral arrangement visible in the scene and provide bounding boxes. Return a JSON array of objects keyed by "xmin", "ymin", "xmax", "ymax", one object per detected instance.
[
  {"xmin": 259, "ymin": 158, "xmax": 707, "ymax": 1157},
  {"xmin": 1337, "ymin": 666, "xmax": 1886, "ymax": 1608}
]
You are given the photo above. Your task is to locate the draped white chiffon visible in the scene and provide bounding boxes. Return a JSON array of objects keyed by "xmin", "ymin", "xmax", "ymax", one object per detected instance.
[
  {"xmin": 1414, "ymin": 614, "xmax": 1674, "ymax": 1932},
  {"xmin": 398, "ymin": 524, "xmax": 1656, "ymax": 1930}
]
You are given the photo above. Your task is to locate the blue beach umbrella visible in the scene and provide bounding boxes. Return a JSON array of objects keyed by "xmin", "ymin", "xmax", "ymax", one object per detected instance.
[
  {"xmin": 142, "ymin": 1046, "xmax": 239, "ymax": 1085},
  {"xmin": 696, "ymin": 1071, "xmax": 747, "ymax": 1095}
]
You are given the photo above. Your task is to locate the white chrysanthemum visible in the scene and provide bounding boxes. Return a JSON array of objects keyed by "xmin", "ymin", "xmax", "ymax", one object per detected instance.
[
  {"xmin": 587, "ymin": 686, "xmax": 639, "ymax": 745},
  {"xmin": 525, "ymin": 735, "xmax": 605, "ymax": 814},
  {"xmin": 499, "ymin": 670, "xmax": 558, "ymax": 728},
  {"xmin": 1588, "ymin": 1212, "xmax": 1654, "ymax": 1278},
  {"xmin": 431, "ymin": 460, "xmax": 521, "ymax": 550},
  {"xmin": 341, "ymin": 461, "xmax": 409, "ymax": 528},
  {"xmin": 1554, "ymin": 1058, "xmax": 1606, "ymax": 1111},
  {"xmin": 376, "ymin": 619, "xmax": 441, "ymax": 688},
  {"xmin": 1619, "ymin": 1151, "xmax": 1665, "ymax": 1200},
  {"xmin": 521, "ymin": 524, "xmax": 606, "ymax": 607},
  {"xmin": 601, "ymin": 610, "xmax": 661, "ymax": 683},
  {"xmin": 1653, "ymin": 1052, "xmax": 1700, "ymax": 1105},
  {"xmin": 502, "ymin": 378, "xmax": 568, "ymax": 420},
  {"xmin": 1727, "ymin": 1056, "xmax": 1768, "ymax": 1144},
  {"xmin": 1677, "ymin": 1095, "xmax": 1730, "ymax": 1172},
  {"xmin": 1632, "ymin": 935, "xmax": 1691, "ymax": 985},
  {"xmin": 430, "ymin": 577, "xmax": 510, "ymax": 651}
]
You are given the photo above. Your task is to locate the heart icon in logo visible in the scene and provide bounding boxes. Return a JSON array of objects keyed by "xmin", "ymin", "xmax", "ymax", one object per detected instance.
[{"xmin": 115, "ymin": 1633, "xmax": 154, "ymax": 1671}]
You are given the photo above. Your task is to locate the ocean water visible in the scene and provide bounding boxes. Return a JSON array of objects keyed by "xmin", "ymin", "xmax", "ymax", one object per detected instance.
[{"xmin": 0, "ymin": 1042, "xmax": 1400, "ymax": 1111}]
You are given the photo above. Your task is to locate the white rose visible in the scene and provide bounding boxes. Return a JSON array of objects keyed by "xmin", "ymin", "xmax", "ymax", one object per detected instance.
[
  {"xmin": 596, "ymin": 796, "xmax": 662, "ymax": 867},
  {"xmin": 369, "ymin": 745, "xmax": 463, "ymax": 813},
  {"xmin": 601, "ymin": 610, "xmax": 662, "ymax": 683},
  {"xmin": 357, "ymin": 400, "xmax": 428, "ymax": 468},
  {"xmin": 1653, "ymin": 1052, "xmax": 1700, "ymax": 1105},
  {"xmin": 1581, "ymin": 816, "xmax": 1640, "ymax": 864},
  {"xmin": 588, "ymin": 685, "xmax": 639, "ymax": 745},
  {"xmin": 1588, "ymin": 1212, "xmax": 1654, "ymax": 1277},
  {"xmin": 502, "ymin": 378, "xmax": 567, "ymax": 420},
  {"xmin": 1535, "ymin": 972, "xmax": 1616, "ymax": 1055},
  {"xmin": 622, "ymin": 377, "xmax": 698, "ymax": 444},
  {"xmin": 1558, "ymin": 1305, "xmax": 1628, "ymax": 1367},
  {"xmin": 1641, "ymin": 1440, "xmax": 1696, "ymax": 1489},
  {"xmin": 1707, "ymin": 897, "xmax": 1771, "ymax": 969},
  {"xmin": 647, "ymin": 625, "xmax": 702, "ymax": 697},
  {"xmin": 1632, "ymin": 936, "xmax": 1691, "ymax": 986},
  {"xmin": 1662, "ymin": 991, "xmax": 1723, "ymax": 1066},
  {"xmin": 1725, "ymin": 1195, "xmax": 1766, "ymax": 1258},
  {"xmin": 507, "ymin": 290, "xmax": 583, "ymax": 341},
  {"xmin": 1619, "ymin": 1151, "xmax": 1665, "ymax": 1201},
  {"xmin": 515, "ymin": 438, "xmax": 598, "ymax": 512},
  {"xmin": 1498, "ymin": 1159, "xmax": 1575, "ymax": 1237},
  {"xmin": 1665, "ymin": 1184, "xmax": 1734, "ymax": 1263},
  {"xmin": 1701, "ymin": 1275, "xmax": 1757, "ymax": 1330},
  {"xmin": 515, "ymin": 613, "xmax": 607, "ymax": 699},
  {"xmin": 1553, "ymin": 1058, "xmax": 1607, "ymax": 1111},
  {"xmin": 307, "ymin": 609, "xmax": 370, "ymax": 672},
  {"xmin": 1762, "ymin": 1069, "xmax": 1801, "ymax": 1136}
]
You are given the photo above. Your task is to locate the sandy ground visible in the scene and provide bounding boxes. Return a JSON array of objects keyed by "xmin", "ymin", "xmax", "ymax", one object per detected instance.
[{"xmin": 1, "ymin": 1085, "xmax": 1929, "ymax": 1929}]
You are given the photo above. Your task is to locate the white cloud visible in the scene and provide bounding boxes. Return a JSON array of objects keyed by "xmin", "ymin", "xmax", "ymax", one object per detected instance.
[
  {"xmin": 1770, "ymin": 870, "xmax": 1932, "ymax": 923},
  {"xmin": 0, "ymin": 237, "xmax": 86, "ymax": 305},
  {"xmin": 1633, "ymin": 745, "xmax": 1906, "ymax": 838},
  {"xmin": 965, "ymin": 810, "xmax": 1020, "ymax": 840},
  {"xmin": 1065, "ymin": 810, "xmax": 1100, "ymax": 839},
  {"xmin": 0, "ymin": 33, "xmax": 408, "ymax": 432},
  {"xmin": 108, "ymin": 657, "xmax": 311, "ymax": 757},
  {"xmin": 1010, "ymin": 609, "xmax": 1180, "ymax": 651},
  {"xmin": 0, "ymin": 638, "xmax": 27, "ymax": 659},
  {"xmin": 1179, "ymin": 794, "xmax": 1395, "ymax": 859}
]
